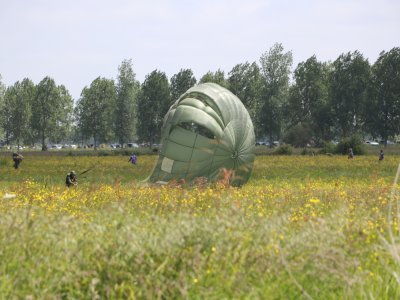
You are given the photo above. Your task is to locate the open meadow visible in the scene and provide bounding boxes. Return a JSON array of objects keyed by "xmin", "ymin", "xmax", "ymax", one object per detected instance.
[{"xmin": 1, "ymin": 153, "xmax": 400, "ymax": 299}]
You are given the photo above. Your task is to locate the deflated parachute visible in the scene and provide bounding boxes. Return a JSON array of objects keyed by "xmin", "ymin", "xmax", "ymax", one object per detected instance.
[{"xmin": 148, "ymin": 82, "xmax": 255, "ymax": 186}]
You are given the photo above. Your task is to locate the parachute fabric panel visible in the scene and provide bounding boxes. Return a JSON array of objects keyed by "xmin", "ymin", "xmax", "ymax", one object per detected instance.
[{"xmin": 148, "ymin": 82, "xmax": 255, "ymax": 186}]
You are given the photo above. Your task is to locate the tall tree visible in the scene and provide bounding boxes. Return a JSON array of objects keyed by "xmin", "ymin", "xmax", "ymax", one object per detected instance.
[
  {"xmin": 0, "ymin": 74, "xmax": 6, "ymax": 142},
  {"xmin": 115, "ymin": 59, "xmax": 140, "ymax": 146},
  {"xmin": 0, "ymin": 74, "xmax": 4, "ymax": 99},
  {"xmin": 199, "ymin": 69, "xmax": 229, "ymax": 88},
  {"xmin": 366, "ymin": 47, "xmax": 400, "ymax": 145},
  {"xmin": 170, "ymin": 68, "xmax": 197, "ymax": 101},
  {"xmin": 259, "ymin": 43, "xmax": 293, "ymax": 142},
  {"xmin": 228, "ymin": 62, "xmax": 261, "ymax": 129},
  {"xmin": 286, "ymin": 56, "xmax": 332, "ymax": 142},
  {"xmin": 2, "ymin": 87, "xmax": 14, "ymax": 145},
  {"xmin": 74, "ymin": 103, "xmax": 87, "ymax": 146},
  {"xmin": 9, "ymin": 79, "xmax": 35, "ymax": 147},
  {"xmin": 76, "ymin": 77, "xmax": 116, "ymax": 149},
  {"xmin": 32, "ymin": 77, "xmax": 73, "ymax": 150},
  {"xmin": 137, "ymin": 70, "xmax": 171, "ymax": 145},
  {"xmin": 49, "ymin": 85, "xmax": 73, "ymax": 144},
  {"xmin": 329, "ymin": 51, "xmax": 371, "ymax": 137}
]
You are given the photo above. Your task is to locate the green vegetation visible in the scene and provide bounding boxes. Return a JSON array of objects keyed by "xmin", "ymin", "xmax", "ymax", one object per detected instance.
[
  {"xmin": 1, "ymin": 154, "xmax": 400, "ymax": 298},
  {"xmin": 2, "ymin": 46, "xmax": 400, "ymax": 150}
]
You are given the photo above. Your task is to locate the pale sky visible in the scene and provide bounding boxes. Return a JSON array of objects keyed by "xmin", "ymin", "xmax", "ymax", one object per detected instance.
[{"xmin": 1, "ymin": 0, "xmax": 399, "ymax": 100}]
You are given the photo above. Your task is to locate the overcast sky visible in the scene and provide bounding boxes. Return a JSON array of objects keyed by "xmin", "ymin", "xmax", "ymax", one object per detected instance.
[{"xmin": 1, "ymin": 0, "xmax": 399, "ymax": 100}]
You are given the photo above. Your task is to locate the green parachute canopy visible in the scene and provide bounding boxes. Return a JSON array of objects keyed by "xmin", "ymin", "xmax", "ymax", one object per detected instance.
[{"xmin": 148, "ymin": 82, "xmax": 255, "ymax": 186}]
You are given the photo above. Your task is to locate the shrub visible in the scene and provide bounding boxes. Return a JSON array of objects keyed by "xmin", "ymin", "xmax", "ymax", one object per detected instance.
[
  {"xmin": 317, "ymin": 141, "xmax": 336, "ymax": 155},
  {"xmin": 273, "ymin": 144, "xmax": 293, "ymax": 155},
  {"xmin": 283, "ymin": 123, "xmax": 313, "ymax": 148},
  {"xmin": 335, "ymin": 136, "xmax": 366, "ymax": 155},
  {"xmin": 300, "ymin": 148, "xmax": 316, "ymax": 156}
]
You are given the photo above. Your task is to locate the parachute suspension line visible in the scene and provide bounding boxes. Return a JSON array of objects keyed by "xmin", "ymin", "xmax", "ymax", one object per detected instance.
[
  {"xmin": 79, "ymin": 163, "xmax": 97, "ymax": 176},
  {"xmin": 155, "ymin": 138, "xmax": 167, "ymax": 179},
  {"xmin": 185, "ymin": 133, "xmax": 199, "ymax": 181}
]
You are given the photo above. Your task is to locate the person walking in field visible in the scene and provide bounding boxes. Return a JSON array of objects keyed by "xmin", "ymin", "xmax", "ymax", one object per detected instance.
[
  {"xmin": 66, "ymin": 171, "xmax": 77, "ymax": 187},
  {"xmin": 348, "ymin": 147, "xmax": 354, "ymax": 159},
  {"xmin": 128, "ymin": 154, "xmax": 137, "ymax": 165},
  {"xmin": 379, "ymin": 149, "xmax": 384, "ymax": 161},
  {"xmin": 12, "ymin": 152, "xmax": 24, "ymax": 169}
]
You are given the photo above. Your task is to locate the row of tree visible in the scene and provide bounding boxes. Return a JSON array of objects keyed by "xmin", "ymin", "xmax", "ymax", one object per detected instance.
[
  {"xmin": 0, "ymin": 77, "xmax": 73, "ymax": 150},
  {"xmin": 1, "ymin": 44, "xmax": 399, "ymax": 150}
]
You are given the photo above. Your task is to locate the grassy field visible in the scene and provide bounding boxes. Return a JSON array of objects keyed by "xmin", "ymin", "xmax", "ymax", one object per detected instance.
[{"xmin": 1, "ymin": 153, "xmax": 400, "ymax": 298}]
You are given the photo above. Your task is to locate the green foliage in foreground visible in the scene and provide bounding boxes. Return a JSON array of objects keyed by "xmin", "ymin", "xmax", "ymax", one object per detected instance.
[
  {"xmin": 1, "ymin": 155, "xmax": 400, "ymax": 298},
  {"xmin": 2, "ymin": 205, "xmax": 396, "ymax": 299}
]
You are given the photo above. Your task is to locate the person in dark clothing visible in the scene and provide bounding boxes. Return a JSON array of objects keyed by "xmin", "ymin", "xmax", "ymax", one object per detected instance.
[
  {"xmin": 66, "ymin": 171, "xmax": 77, "ymax": 187},
  {"xmin": 12, "ymin": 152, "xmax": 24, "ymax": 169},
  {"xmin": 379, "ymin": 149, "xmax": 384, "ymax": 161},
  {"xmin": 348, "ymin": 148, "xmax": 354, "ymax": 159}
]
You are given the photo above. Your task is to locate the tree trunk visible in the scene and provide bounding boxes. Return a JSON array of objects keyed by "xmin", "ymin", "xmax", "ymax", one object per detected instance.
[{"xmin": 42, "ymin": 132, "xmax": 46, "ymax": 151}]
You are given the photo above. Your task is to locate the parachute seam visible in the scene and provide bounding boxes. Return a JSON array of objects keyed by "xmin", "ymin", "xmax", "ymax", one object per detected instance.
[{"xmin": 184, "ymin": 133, "xmax": 198, "ymax": 180}]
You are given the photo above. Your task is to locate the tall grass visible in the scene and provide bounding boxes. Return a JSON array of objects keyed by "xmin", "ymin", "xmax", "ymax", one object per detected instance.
[
  {"xmin": 1, "ymin": 155, "xmax": 400, "ymax": 298},
  {"xmin": 381, "ymin": 163, "xmax": 400, "ymax": 288}
]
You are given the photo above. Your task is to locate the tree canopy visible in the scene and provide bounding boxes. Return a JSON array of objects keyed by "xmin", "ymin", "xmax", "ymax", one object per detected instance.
[
  {"xmin": 1, "ymin": 47, "xmax": 400, "ymax": 149},
  {"xmin": 136, "ymin": 70, "xmax": 171, "ymax": 145},
  {"xmin": 75, "ymin": 77, "xmax": 116, "ymax": 149},
  {"xmin": 115, "ymin": 59, "xmax": 140, "ymax": 146}
]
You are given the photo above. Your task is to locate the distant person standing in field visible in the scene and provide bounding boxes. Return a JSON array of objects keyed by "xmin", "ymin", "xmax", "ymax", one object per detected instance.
[
  {"xmin": 379, "ymin": 149, "xmax": 384, "ymax": 161},
  {"xmin": 12, "ymin": 152, "xmax": 24, "ymax": 169},
  {"xmin": 128, "ymin": 154, "xmax": 137, "ymax": 165},
  {"xmin": 348, "ymin": 147, "xmax": 354, "ymax": 159},
  {"xmin": 66, "ymin": 171, "xmax": 77, "ymax": 187}
]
